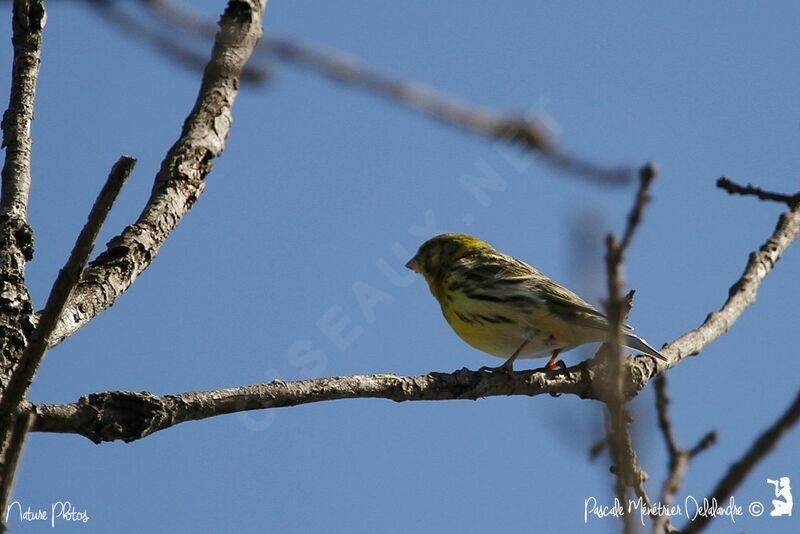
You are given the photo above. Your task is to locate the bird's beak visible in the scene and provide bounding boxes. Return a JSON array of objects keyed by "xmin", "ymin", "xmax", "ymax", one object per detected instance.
[{"xmin": 405, "ymin": 257, "xmax": 420, "ymax": 272}]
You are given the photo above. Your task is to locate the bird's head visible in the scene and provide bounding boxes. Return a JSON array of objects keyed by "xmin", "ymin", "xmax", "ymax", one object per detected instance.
[{"xmin": 406, "ymin": 233, "xmax": 493, "ymax": 282}]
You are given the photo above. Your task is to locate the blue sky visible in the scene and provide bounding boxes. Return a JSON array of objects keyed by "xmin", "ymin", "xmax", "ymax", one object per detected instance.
[{"xmin": 1, "ymin": 1, "xmax": 799, "ymax": 532}]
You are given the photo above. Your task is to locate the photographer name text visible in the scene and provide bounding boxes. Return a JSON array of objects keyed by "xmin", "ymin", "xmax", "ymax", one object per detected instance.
[{"xmin": 584, "ymin": 496, "xmax": 765, "ymax": 526}]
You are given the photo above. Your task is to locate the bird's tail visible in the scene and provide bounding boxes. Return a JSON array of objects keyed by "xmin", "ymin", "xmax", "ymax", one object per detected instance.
[{"xmin": 622, "ymin": 333, "xmax": 667, "ymax": 361}]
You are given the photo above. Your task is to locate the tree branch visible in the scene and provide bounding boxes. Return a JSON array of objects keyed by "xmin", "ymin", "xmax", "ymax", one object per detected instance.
[
  {"xmin": 654, "ymin": 375, "xmax": 680, "ymax": 459},
  {"xmin": 139, "ymin": 0, "xmax": 634, "ymax": 185},
  {"xmin": 620, "ymin": 163, "xmax": 657, "ymax": 252},
  {"xmin": 27, "ymin": 367, "xmax": 592, "ymax": 443},
  {"xmin": 0, "ymin": 156, "xmax": 134, "ymax": 435},
  {"xmin": 0, "ymin": 0, "xmax": 45, "ymax": 394},
  {"xmin": 687, "ymin": 431, "xmax": 717, "ymax": 459},
  {"xmin": 627, "ymin": 197, "xmax": 800, "ymax": 388},
  {"xmin": 600, "ymin": 164, "xmax": 658, "ymax": 533},
  {"xmin": 0, "ymin": 412, "xmax": 32, "ymax": 533},
  {"xmin": 653, "ymin": 374, "xmax": 716, "ymax": 534},
  {"xmin": 682, "ymin": 390, "xmax": 800, "ymax": 533},
  {"xmin": 264, "ymin": 36, "xmax": 631, "ymax": 183},
  {"xmin": 603, "ymin": 251, "xmax": 632, "ymax": 532},
  {"xmin": 46, "ymin": 0, "xmax": 267, "ymax": 348},
  {"xmin": 1, "ymin": 0, "xmax": 45, "ymax": 222},
  {"xmin": 717, "ymin": 176, "xmax": 800, "ymax": 208}
]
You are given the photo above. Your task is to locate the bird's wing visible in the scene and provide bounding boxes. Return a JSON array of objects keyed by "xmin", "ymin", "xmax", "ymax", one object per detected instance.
[
  {"xmin": 532, "ymin": 277, "xmax": 611, "ymax": 331},
  {"xmin": 455, "ymin": 251, "xmax": 639, "ymax": 330},
  {"xmin": 459, "ymin": 253, "xmax": 662, "ymax": 357}
]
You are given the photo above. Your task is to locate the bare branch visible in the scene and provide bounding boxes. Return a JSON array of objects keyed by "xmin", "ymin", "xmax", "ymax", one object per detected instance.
[
  {"xmin": 628, "ymin": 198, "xmax": 800, "ymax": 388},
  {"xmin": 141, "ymin": 0, "xmax": 634, "ymax": 185},
  {"xmin": 0, "ymin": 156, "xmax": 134, "ymax": 426},
  {"xmin": 603, "ymin": 233, "xmax": 637, "ymax": 534},
  {"xmin": 0, "ymin": 412, "xmax": 32, "ymax": 533},
  {"xmin": 28, "ymin": 367, "xmax": 592, "ymax": 443},
  {"xmin": 0, "ymin": 156, "xmax": 132, "ymax": 495},
  {"xmin": 653, "ymin": 375, "xmax": 716, "ymax": 534},
  {"xmin": 654, "ymin": 375, "xmax": 680, "ymax": 458},
  {"xmin": 682, "ymin": 390, "xmax": 800, "ymax": 534},
  {"xmin": 588, "ymin": 438, "xmax": 606, "ymax": 460},
  {"xmin": 599, "ymin": 164, "xmax": 659, "ymax": 532},
  {"xmin": 46, "ymin": 0, "xmax": 268, "ymax": 348},
  {"xmin": 656, "ymin": 455, "xmax": 687, "ymax": 534},
  {"xmin": 1, "ymin": 0, "xmax": 45, "ymax": 222},
  {"xmin": 687, "ymin": 431, "xmax": 717, "ymax": 459},
  {"xmin": 620, "ymin": 163, "xmax": 657, "ymax": 252},
  {"xmin": 264, "ymin": 43, "xmax": 631, "ymax": 184},
  {"xmin": 0, "ymin": 0, "xmax": 45, "ymax": 389},
  {"xmin": 717, "ymin": 176, "xmax": 800, "ymax": 208}
]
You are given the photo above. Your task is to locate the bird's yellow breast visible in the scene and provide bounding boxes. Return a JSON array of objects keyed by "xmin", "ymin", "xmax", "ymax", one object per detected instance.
[{"xmin": 438, "ymin": 285, "xmax": 598, "ymax": 359}]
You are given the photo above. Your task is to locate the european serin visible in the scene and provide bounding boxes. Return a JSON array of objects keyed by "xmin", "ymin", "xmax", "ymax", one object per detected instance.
[{"xmin": 406, "ymin": 233, "xmax": 665, "ymax": 372}]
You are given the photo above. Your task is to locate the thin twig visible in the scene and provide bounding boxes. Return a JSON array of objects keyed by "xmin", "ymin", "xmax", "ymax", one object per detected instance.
[
  {"xmin": 140, "ymin": 0, "xmax": 634, "ymax": 185},
  {"xmin": 588, "ymin": 438, "xmax": 607, "ymax": 460},
  {"xmin": 0, "ymin": 412, "xmax": 32, "ymax": 533},
  {"xmin": 261, "ymin": 41, "xmax": 632, "ymax": 184},
  {"xmin": 653, "ymin": 375, "xmax": 684, "ymax": 534},
  {"xmin": 687, "ymin": 431, "xmax": 717, "ymax": 459},
  {"xmin": 603, "ymin": 255, "xmax": 650, "ymax": 533},
  {"xmin": 717, "ymin": 176, "xmax": 800, "ymax": 208},
  {"xmin": 653, "ymin": 375, "xmax": 716, "ymax": 534},
  {"xmin": 0, "ymin": 156, "xmax": 134, "ymax": 446},
  {"xmin": 603, "ymin": 236, "xmax": 636, "ymax": 534},
  {"xmin": 601, "ymin": 163, "xmax": 659, "ymax": 532},
  {"xmin": 620, "ymin": 163, "xmax": 657, "ymax": 252},
  {"xmin": 683, "ymin": 390, "xmax": 800, "ymax": 533},
  {"xmin": 654, "ymin": 375, "xmax": 680, "ymax": 458},
  {"xmin": 633, "ymin": 196, "xmax": 800, "ymax": 380}
]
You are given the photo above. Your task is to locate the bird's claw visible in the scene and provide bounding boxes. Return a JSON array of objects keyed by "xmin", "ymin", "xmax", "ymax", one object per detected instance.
[
  {"xmin": 544, "ymin": 359, "xmax": 567, "ymax": 372},
  {"xmin": 544, "ymin": 358, "xmax": 566, "ymax": 397},
  {"xmin": 478, "ymin": 362, "xmax": 515, "ymax": 375}
]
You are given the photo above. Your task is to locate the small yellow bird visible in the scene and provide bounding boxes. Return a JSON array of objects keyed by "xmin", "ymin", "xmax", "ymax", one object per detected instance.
[{"xmin": 406, "ymin": 233, "xmax": 665, "ymax": 372}]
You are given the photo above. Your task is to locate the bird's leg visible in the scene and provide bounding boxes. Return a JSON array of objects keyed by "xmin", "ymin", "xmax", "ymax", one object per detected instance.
[
  {"xmin": 544, "ymin": 349, "xmax": 566, "ymax": 371},
  {"xmin": 544, "ymin": 349, "xmax": 567, "ymax": 398},
  {"xmin": 479, "ymin": 339, "xmax": 529, "ymax": 374}
]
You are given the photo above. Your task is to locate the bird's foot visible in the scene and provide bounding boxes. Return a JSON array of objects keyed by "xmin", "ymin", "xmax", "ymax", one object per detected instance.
[
  {"xmin": 543, "ymin": 355, "xmax": 566, "ymax": 397},
  {"xmin": 544, "ymin": 358, "xmax": 566, "ymax": 372},
  {"xmin": 478, "ymin": 361, "xmax": 515, "ymax": 376}
]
